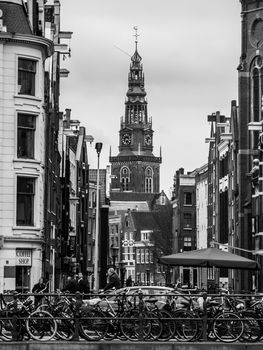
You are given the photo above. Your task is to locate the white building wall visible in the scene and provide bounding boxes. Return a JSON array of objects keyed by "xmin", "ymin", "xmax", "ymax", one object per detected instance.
[
  {"xmin": 0, "ymin": 42, "xmax": 46, "ymax": 292},
  {"xmin": 196, "ymin": 178, "xmax": 208, "ymax": 249}
]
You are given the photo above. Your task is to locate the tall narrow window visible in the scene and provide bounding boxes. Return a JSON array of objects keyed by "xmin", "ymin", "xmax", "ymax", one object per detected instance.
[
  {"xmin": 141, "ymin": 249, "xmax": 145, "ymax": 263},
  {"xmin": 251, "ymin": 57, "xmax": 263, "ymax": 150},
  {"xmin": 183, "ymin": 213, "xmax": 192, "ymax": 228},
  {"xmin": 253, "ymin": 68, "xmax": 260, "ymax": 122},
  {"xmin": 18, "ymin": 58, "xmax": 36, "ymax": 96},
  {"xmin": 136, "ymin": 249, "xmax": 140, "ymax": 263},
  {"xmin": 120, "ymin": 166, "xmax": 130, "ymax": 191},
  {"xmin": 145, "ymin": 167, "xmax": 153, "ymax": 193},
  {"xmin": 16, "ymin": 177, "xmax": 35, "ymax": 226},
  {"xmin": 184, "ymin": 192, "xmax": 192, "ymax": 205},
  {"xmin": 17, "ymin": 114, "xmax": 35, "ymax": 159}
]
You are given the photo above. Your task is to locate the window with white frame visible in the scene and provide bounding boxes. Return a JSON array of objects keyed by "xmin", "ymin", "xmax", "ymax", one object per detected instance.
[
  {"xmin": 141, "ymin": 231, "xmax": 151, "ymax": 241},
  {"xmin": 16, "ymin": 176, "xmax": 35, "ymax": 226},
  {"xmin": 136, "ymin": 249, "xmax": 140, "ymax": 263},
  {"xmin": 124, "ymin": 246, "xmax": 128, "ymax": 261},
  {"xmin": 183, "ymin": 236, "xmax": 192, "ymax": 251},
  {"xmin": 207, "ymin": 267, "xmax": 215, "ymax": 280},
  {"xmin": 128, "ymin": 246, "xmax": 133, "ymax": 261},
  {"xmin": 17, "ymin": 114, "xmax": 36, "ymax": 159},
  {"xmin": 141, "ymin": 249, "xmax": 145, "ymax": 263},
  {"xmin": 145, "ymin": 249, "xmax": 149, "ymax": 263},
  {"xmin": 18, "ymin": 58, "xmax": 36, "ymax": 96},
  {"xmin": 89, "ymin": 190, "xmax": 95, "ymax": 208},
  {"xmin": 141, "ymin": 272, "xmax": 145, "ymax": 283}
]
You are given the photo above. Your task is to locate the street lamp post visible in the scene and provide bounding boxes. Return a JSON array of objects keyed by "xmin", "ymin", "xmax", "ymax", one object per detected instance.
[{"xmin": 94, "ymin": 142, "xmax": 103, "ymax": 291}]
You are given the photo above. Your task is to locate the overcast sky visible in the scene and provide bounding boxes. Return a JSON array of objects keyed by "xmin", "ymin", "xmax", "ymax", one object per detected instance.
[{"xmin": 59, "ymin": 0, "xmax": 241, "ymax": 196}]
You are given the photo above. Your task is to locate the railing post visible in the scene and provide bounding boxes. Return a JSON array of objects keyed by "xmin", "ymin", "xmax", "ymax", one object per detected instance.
[
  {"xmin": 73, "ymin": 292, "xmax": 82, "ymax": 341},
  {"xmin": 138, "ymin": 289, "xmax": 144, "ymax": 341},
  {"xmin": 202, "ymin": 292, "xmax": 208, "ymax": 341},
  {"xmin": 11, "ymin": 293, "xmax": 19, "ymax": 341}
]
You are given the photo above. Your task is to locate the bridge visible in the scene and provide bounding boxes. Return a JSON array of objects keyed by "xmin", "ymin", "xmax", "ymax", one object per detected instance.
[{"xmin": 0, "ymin": 341, "xmax": 263, "ymax": 350}]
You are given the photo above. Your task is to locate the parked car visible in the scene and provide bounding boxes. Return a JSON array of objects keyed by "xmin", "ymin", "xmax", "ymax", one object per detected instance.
[{"xmin": 83, "ymin": 286, "xmax": 197, "ymax": 310}]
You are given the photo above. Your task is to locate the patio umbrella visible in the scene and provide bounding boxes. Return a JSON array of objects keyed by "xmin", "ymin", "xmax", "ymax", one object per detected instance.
[{"xmin": 159, "ymin": 247, "xmax": 259, "ymax": 270}]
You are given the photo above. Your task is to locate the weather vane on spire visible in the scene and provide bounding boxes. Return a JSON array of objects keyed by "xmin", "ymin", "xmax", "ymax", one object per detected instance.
[{"xmin": 133, "ymin": 26, "xmax": 139, "ymax": 48}]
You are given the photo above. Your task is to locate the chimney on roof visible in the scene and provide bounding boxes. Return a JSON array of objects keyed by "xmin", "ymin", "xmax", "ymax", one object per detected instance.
[{"xmin": 26, "ymin": 0, "xmax": 39, "ymax": 35}]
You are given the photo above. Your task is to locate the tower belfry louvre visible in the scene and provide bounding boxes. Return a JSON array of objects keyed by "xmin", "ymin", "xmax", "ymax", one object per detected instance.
[{"xmin": 110, "ymin": 29, "xmax": 162, "ymax": 194}]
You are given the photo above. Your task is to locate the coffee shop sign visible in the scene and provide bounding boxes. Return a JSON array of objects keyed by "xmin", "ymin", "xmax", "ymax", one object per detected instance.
[{"xmin": 16, "ymin": 249, "xmax": 32, "ymax": 266}]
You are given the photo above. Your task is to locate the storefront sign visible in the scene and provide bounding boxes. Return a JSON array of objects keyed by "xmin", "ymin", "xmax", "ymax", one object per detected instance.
[{"xmin": 16, "ymin": 249, "xmax": 32, "ymax": 266}]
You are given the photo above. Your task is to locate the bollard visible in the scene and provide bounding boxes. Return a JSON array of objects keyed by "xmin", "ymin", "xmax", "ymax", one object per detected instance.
[
  {"xmin": 202, "ymin": 292, "xmax": 208, "ymax": 341},
  {"xmin": 73, "ymin": 292, "xmax": 83, "ymax": 341}
]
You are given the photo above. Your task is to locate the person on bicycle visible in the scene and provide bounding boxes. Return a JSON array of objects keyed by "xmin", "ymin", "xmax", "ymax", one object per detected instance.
[
  {"xmin": 103, "ymin": 268, "xmax": 121, "ymax": 291},
  {"xmin": 32, "ymin": 277, "xmax": 48, "ymax": 306}
]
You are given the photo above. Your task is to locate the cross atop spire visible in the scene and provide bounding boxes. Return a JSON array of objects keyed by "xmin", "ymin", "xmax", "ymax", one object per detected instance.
[{"xmin": 133, "ymin": 26, "xmax": 139, "ymax": 50}]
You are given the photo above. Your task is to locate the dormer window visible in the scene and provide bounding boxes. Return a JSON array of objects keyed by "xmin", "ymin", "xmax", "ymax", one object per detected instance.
[{"xmin": 141, "ymin": 231, "xmax": 151, "ymax": 241}]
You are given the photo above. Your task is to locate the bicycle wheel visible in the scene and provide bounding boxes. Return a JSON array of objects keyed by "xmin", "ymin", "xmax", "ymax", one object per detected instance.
[
  {"xmin": 172, "ymin": 309, "xmax": 198, "ymax": 342},
  {"xmin": 213, "ymin": 312, "xmax": 244, "ymax": 343},
  {"xmin": 79, "ymin": 308, "xmax": 108, "ymax": 341},
  {"xmin": 26, "ymin": 310, "xmax": 57, "ymax": 341},
  {"xmin": 120, "ymin": 309, "xmax": 151, "ymax": 341},
  {"xmin": 145, "ymin": 311, "xmax": 163, "ymax": 341},
  {"xmin": 157, "ymin": 309, "xmax": 175, "ymax": 341},
  {"xmin": 55, "ymin": 312, "xmax": 75, "ymax": 340},
  {"xmin": 0, "ymin": 317, "xmax": 22, "ymax": 341},
  {"xmin": 103, "ymin": 311, "xmax": 117, "ymax": 340},
  {"xmin": 239, "ymin": 311, "xmax": 262, "ymax": 343}
]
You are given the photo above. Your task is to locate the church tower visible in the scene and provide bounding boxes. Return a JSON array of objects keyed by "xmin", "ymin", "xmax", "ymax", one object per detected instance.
[
  {"xmin": 236, "ymin": 0, "xmax": 263, "ymax": 291},
  {"xmin": 110, "ymin": 30, "xmax": 162, "ymax": 194}
]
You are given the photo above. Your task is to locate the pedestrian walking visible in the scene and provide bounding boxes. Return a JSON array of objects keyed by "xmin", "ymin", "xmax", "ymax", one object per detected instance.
[
  {"xmin": 126, "ymin": 275, "xmax": 133, "ymax": 287},
  {"xmin": 77, "ymin": 273, "xmax": 90, "ymax": 297},
  {"xmin": 62, "ymin": 275, "xmax": 78, "ymax": 294}
]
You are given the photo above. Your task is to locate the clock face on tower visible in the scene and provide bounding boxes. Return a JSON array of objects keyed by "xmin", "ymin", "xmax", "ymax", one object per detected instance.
[
  {"xmin": 250, "ymin": 17, "xmax": 263, "ymax": 48},
  {"xmin": 122, "ymin": 133, "xmax": 131, "ymax": 145},
  {"xmin": 144, "ymin": 134, "xmax": 152, "ymax": 146}
]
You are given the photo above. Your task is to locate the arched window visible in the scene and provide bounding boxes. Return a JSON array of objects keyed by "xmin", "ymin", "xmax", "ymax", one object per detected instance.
[
  {"xmin": 250, "ymin": 56, "xmax": 263, "ymax": 150},
  {"xmin": 120, "ymin": 166, "xmax": 130, "ymax": 191},
  {"xmin": 145, "ymin": 167, "xmax": 153, "ymax": 193},
  {"xmin": 252, "ymin": 67, "xmax": 260, "ymax": 122}
]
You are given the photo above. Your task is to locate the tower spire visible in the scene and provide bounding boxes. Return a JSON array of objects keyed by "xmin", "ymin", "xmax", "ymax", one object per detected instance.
[
  {"xmin": 133, "ymin": 26, "xmax": 139, "ymax": 52},
  {"xmin": 109, "ymin": 29, "xmax": 162, "ymax": 194}
]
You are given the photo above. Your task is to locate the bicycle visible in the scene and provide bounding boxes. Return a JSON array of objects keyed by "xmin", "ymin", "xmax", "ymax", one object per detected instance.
[
  {"xmin": 0, "ymin": 293, "xmax": 57, "ymax": 341},
  {"xmin": 144, "ymin": 296, "xmax": 175, "ymax": 341}
]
